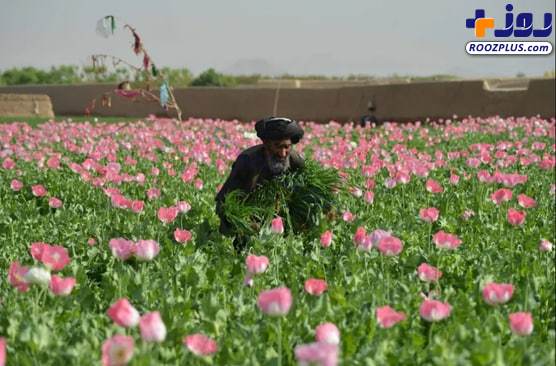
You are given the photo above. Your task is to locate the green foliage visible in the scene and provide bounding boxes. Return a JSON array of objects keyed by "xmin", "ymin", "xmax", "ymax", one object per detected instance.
[
  {"xmin": 233, "ymin": 74, "xmax": 261, "ymax": 85},
  {"xmin": 158, "ymin": 67, "xmax": 193, "ymax": 87},
  {"xmin": 81, "ymin": 65, "xmax": 131, "ymax": 83},
  {"xmin": 0, "ymin": 118, "xmax": 554, "ymax": 365},
  {"xmin": 222, "ymin": 161, "xmax": 341, "ymax": 236},
  {"xmin": 0, "ymin": 65, "xmax": 468, "ymax": 87},
  {"xmin": 190, "ymin": 68, "xmax": 237, "ymax": 87},
  {"xmin": 0, "ymin": 65, "xmax": 82, "ymax": 85}
]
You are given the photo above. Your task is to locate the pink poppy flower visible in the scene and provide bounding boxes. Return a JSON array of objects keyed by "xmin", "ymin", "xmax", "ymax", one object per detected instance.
[
  {"xmin": 320, "ymin": 230, "xmax": 333, "ymax": 248},
  {"xmin": 377, "ymin": 236, "xmax": 403, "ymax": 256},
  {"xmin": 176, "ymin": 201, "xmax": 191, "ymax": 213},
  {"xmin": 304, "ymin": 278, "xmax": 328, "ymax": 296},
  {"xmin": 10, "ymin": 179, "xmax": 23, "ymax": 191},
  {"xmin": 517, "ymin": 194, "xmax": 536, "ymax": 208},
  {"xmin": 271, "ymin": 217, "xmax": 284, "ymax": 234},
  {"xmin": 194, "ymin": 179, "xmax": 204, "ymax": 190},
  {"xmin": 482, "ymin": 282, "xmax": 514, "ymax": 305},
  {"xmin": 30, "ymin": 242, "xmax": 49, "ymax": 261},
  {"xmin": 88, "ymin": 237, "xmax": 97, "ymax": 246},
  {"xmin": 130, "ymin": 200, "xmax": 144, "ymax": 213},
  {"xmin": 0, "ymin": 337, "xmax": 5, "ymax": 366},
  {"xmin": 135, "ymin": 173, "xmax": 146, "ymax": 184},
  {"xmin": 376, "ymin": 305, "xmax": 407, "ymax": 328},
  {"xmin": 41, "ymin": 245, "xmax": 71, "ymax": 271},
  {"xmin": 417, "ymin": 263, "xmax": 443, "ymax": 282},
  {"xmin": 174, "ymin": 228, "xmax": 192, "ymax": 244},
  {"xmin": 111, "ymin": 194, "xmax": 131, "ymax": 209},
  {"xmin": 107, "ymin": 298, "xmax": 140, "ymax": 328},
  {"xmin": 183, "ymin": 333, "xmax": 218, "ymax": 356},
  {"xmin": 395, "ymin": 171, "xmax": 410, "ymax": 184},
  {"xmin": 139, "ymin": 311, "xmax": 167, "ymax": 343},
  {"xmin": 101, "ymin": 334, "xmax": 134, "ymax": 366},
  {"xmin": 539, "ymin": 239, "xmax": 553, "ymax": 252},
  {"xmin": 350, "ymin": 187, "xmax": 363, "ymax": 197},
  {"xmin": 294, "ymin": 342, "xmax": 339, "ymax": 366},
  {"xmin": 342, "ymin": 211, "xmax": 355, "ymax": 222},
  {"xmin": 31, "ymin": 184, "xmax": 47, "ymax": 197},
  {"xmin": 49, "ymin": 275, "xmax": 76, "ymax": 296},
  {"xmin": 384, "ymin": 178, "xmax": 397, "ymax": 189},
  {"xmin": 353, "ymin": 227, "xmax": 367, "ymax": 248},
  {"xmin": 257, "ymin": 287, "xmax": 293, "ymax": 316},
  {"xmin": 364, "ymin": 190, "xmax": 374, "ymax": 204},
  {"xmin": 490, "ymin": 188, "xmax": 513, "ymax": 205},
  {"xmin": 181, "ymin": 166, "xmax": 198, "ymax": 183},
  {"xmin": 449, "ymin": 174, "xmax": 460, "ymax": 185},
  {"xmin": 48, "ymin": 197, "xmax": 63, "ymax": 208},
  {"xmin": 146, "ymin": 188, "xmax": 161, "ymax": 200},
  {"xmin": 157, "ymin": 206, "xmax": 178, "ymax": 224},
  {"xmin": 369, "ymin": 229, "xmax": 391, "ymax": 247},
  {"xmin": 420, "ymin": 207, "xmax": 439, "ymax": 223},
  {"xmin": 509, "ymin": 312, "xmax": 533, "ymax": 336},
  {"xmin": 246, "ymin": 255, "xmax": 269, "ymax": 274},
  {"xmin": 2, "ymin": 157, "xmax": 15, "ymax": 170},
  {"xmin": 315, "ymin": 323, "xmax": 340, "ymax": 344},
  {"xmin": 425, "ymin": 179, "xmax": 443, "ymax": 193},
  {"xmin": 433, "ymin": 231, "xmax": 462, "ymax": 250},
  {"xmin": 134, "ymin": 240, "xmax": 160, "ymax": 261},
  {"xmin": 46, "ymin": 156, "xmax": 60, "ymax": 169},
  {"xmin": 507, "ymin": 208, "xmax": 526, "ymax": 226},
  {"xmin": 109, "ymin": 238, "xmax": 135, "ymax": 261},
  {"xmin": 8, "ymin": 261, "xmax": 30, "ymax": 292},
  {"xmin": 419, "ymin": 299, "xmax": 452, "ymax": 322}
]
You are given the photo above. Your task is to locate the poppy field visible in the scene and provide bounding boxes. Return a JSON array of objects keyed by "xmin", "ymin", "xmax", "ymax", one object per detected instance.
[{"xmin": 0, "ymin": 116, "xmax": 554, "ymax": 365}]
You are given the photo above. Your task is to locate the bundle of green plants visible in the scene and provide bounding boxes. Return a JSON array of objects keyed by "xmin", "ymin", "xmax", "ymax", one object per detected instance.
[{"xmin": 221, "ymin": 160, "xmax": 342, "ymax": 237}]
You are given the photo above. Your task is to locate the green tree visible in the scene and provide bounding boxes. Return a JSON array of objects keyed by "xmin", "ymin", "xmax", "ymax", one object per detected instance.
[
  {"xmin": 1, "ymin": 67, "xmax": 46, "ymax": 85},
  {"xmin": 190, "ymin": 68, "xmax": 237, "ymax": 87},
  {"xmin": 159, "ymin": 67, "xmax": 192, "ymax": 87}
]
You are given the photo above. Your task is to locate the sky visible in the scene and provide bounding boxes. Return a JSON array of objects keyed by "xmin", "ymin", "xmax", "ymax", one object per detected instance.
[{"xmin": 0, "ymin": 0, "xmax": 555, "ymax": 78}]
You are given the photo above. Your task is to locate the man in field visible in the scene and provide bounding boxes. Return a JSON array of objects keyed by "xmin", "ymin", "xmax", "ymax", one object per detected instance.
[{"xmin": 215, "ymin": 117, "xmax": 305, "ymax": 245}]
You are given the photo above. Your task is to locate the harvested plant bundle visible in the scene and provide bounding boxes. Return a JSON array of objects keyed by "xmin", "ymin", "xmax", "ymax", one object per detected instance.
[{"xmin": 222, "ymin": 160, "xmax": 341, "ymax": 236}]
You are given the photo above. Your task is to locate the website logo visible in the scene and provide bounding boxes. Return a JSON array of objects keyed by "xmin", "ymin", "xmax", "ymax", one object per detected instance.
[{"xmin": 465, "ymin": 4, "xmax": 553, "ymax": 55}]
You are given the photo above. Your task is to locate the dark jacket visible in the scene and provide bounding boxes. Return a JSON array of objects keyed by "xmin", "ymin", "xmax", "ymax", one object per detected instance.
[{"xmin": 215, "ymin": 144, "xmax": 304, "ymax": 235}]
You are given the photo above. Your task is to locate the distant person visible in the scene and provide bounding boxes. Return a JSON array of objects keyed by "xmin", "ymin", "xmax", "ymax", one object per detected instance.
[{"xmin": 360, "ymin": 100, "xmax": 377, "ymax": 127}]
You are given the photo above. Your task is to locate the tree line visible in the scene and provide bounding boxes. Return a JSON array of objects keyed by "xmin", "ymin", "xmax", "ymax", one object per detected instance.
[
  {"xmin": 0, "ymin": 65, "xmax": 244, "ymax": 87},
  {"xmin": 1, "ymin": 65, "xmax": 549, "ymax": 87}
]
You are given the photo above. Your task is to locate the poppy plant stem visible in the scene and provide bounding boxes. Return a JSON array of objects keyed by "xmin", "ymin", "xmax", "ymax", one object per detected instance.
[
  {"xmin": 380, "ymin": 255, "xmax": 386, "ymax": 303},
  {"xmin": 428, "ymin": 224, "xmax": 433, "ymax": 261},
  {"xmin": 273, "ymin": 242, "xmax": 279, "ymax": 286},
  {"xmin": 386, "ymin": 258, "xmax": 391, "ymax": 303},
  {"xmin": 277, "ymin": 317, "xmax": 282, "ymax": 366}
]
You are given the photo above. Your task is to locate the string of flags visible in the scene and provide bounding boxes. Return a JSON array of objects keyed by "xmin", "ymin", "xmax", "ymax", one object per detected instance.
[{"xmin": 86, "ymin": 15, "xmax": 182, "ymax": 120}]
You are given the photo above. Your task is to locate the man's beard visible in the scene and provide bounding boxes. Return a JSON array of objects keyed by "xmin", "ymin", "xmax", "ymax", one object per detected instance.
[{"xmin": 267, "ymin": 154, "xmax": 290, "ymax": 175}]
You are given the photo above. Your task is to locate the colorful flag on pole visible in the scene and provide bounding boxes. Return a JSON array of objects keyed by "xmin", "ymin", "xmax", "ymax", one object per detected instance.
[
  {"xmin": 96, "ymin": 16, "xmax": 116, "ymax": 38},
  {"xmin": 160, "ymin": 81, "xmax": 169, "ymax": 108}
]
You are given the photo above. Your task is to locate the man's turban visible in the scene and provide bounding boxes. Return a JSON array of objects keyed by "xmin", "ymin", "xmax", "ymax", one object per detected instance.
[{"xmin": 255, "ymin": 117, "xmax": 304, "ymax": 144}]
